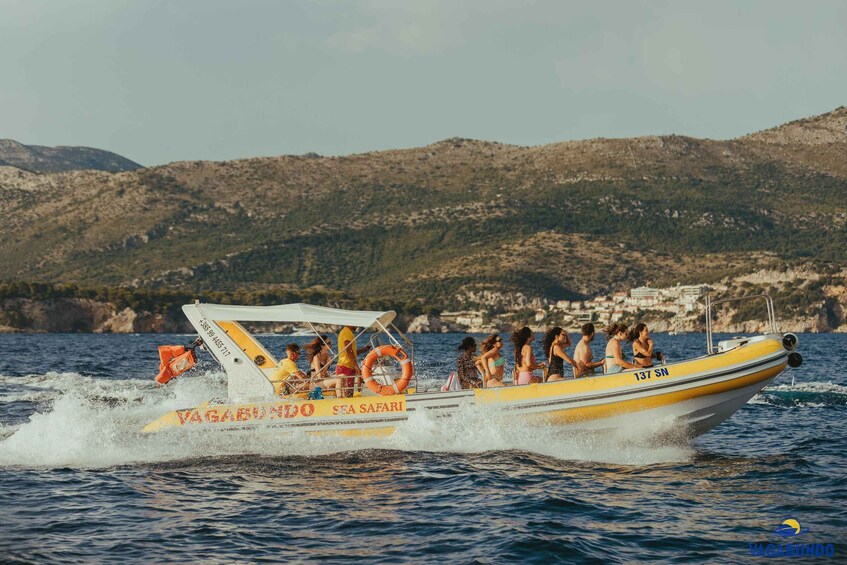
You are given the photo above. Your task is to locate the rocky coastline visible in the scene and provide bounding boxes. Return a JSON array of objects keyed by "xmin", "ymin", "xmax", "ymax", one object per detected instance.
[
  {"xmin": 0, "ymin": 297, "xmax": 842, "ymax": 334},
  {"xmin": 402, "ymin": 313, "xmax": 842, "ymax": 335}
]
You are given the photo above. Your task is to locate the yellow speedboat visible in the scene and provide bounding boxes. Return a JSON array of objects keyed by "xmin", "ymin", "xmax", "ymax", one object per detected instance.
[{"xmin": 143, "ymin": 295, "xmax": 802, "ymax": 439}]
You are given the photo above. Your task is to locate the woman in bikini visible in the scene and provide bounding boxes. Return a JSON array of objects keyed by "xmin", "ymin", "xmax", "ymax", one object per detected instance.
[
  {"xmin": 604, "ymin": 323, "xmax": 639, "ymax": 374},
  {"xmin": 307, "ymin": 336, "xmax": 343, "ymax": 395},
  {"xmin": 511, "ymin": 326, "xmax": 545, "ymax": 385},
  {"xmin": 542, "ymin": 326, "xmax": 575, "ymax": 382},
  {"xmin": 629, "ymin": 323, "xmax": 663, "ymax": 368},
  {"xmin": 479, "ymin": 333, "xmax": 507, "ymax": 387}
]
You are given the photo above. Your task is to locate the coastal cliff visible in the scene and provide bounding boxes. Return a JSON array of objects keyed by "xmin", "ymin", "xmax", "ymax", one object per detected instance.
[
  {"xmin": 0, "ymin": 298, "xmax": 191, "ymax": 333},
  {"xmin": 1, "ymin": 277, "xmax": 844, "ymax": 334}
]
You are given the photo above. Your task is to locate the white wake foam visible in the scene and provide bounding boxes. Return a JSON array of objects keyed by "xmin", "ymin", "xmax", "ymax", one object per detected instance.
[
  {"xmin": 747, "ymin": 395, "xmax": 772, "ymax": 405},
  {"xmin": 0, "ymin": 372, "xmax": 692, "ymax": 469},
  {"xmin": 387, "ymin": 406, "xmax": 693, "ymax": 466},
  {"xmin": 749, "ymin": 380, "xmax": 847, "ymax": 408},
  {"xmin": 764, "ymin": 381, "xmax": 847, "ymax": 395}
]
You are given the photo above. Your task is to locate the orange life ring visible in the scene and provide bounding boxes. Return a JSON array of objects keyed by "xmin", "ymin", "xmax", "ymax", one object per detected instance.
[{"xmin": 361, "ymin": 345, "xmax": 413, "ymax": 395}]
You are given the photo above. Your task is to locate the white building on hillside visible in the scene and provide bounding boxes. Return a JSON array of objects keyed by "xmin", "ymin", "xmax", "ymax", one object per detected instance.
[
  {"xmin": 455, "ymin": 312, "xmax": 485, "ymax": 327},
  {"xmin": 631, "ymin": 286, "xmax": 660, "ymax": 299},
  {"xmin": 679, "ymin": 285, "xmax": 708, "ymax": 299}
]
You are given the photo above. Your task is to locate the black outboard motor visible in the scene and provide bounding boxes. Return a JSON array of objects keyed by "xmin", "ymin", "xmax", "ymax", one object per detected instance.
[
  {"xmin": 782, "ymin": 333, "xmax": 802, "ymax": 367},
  {"xmin": 782, "ymin": 333, "xmax": 798, "ymax": 351}
]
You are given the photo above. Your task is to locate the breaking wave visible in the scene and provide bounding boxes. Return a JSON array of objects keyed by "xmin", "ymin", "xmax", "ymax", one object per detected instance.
[{"xmin": 753, "ymin": 381, "xmax": 847, "ymax": 408}]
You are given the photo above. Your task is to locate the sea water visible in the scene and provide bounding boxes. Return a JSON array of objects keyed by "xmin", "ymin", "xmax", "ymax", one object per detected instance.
[{"xmin": 0, "ymin": 333, "xmax": 845, "ymax": 562}]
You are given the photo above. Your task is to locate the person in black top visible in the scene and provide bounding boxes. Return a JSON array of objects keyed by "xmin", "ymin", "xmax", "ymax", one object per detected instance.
[
  {"xmin": 629, "ymin": 323, "xmax": 663, "ymax": 368},
  {"xmin": 542, "ymin": 327, "xmax": 575, "ymax": 382}
]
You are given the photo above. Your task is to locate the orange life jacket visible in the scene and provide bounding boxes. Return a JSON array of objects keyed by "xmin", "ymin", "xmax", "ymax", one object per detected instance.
[{"xmin": 155, "ymin": 345, "xmax": 197, "ymax": 385}]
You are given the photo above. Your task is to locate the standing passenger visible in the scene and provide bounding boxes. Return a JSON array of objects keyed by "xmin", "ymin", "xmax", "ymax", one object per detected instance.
[
  {"xmin": 542, "ymin": 327, "xmax": 575, "ymax": 382},
  {"xmin": 604, "ymin": 323, "xmax": 639, "ymax": 374},
  {"xmin": 335, "ymin": 325, "xmax": 360, "ymax": 397},
  {"xmin": 573, "ymin": 323, "xmax": 605, "ymax": 377},
  {"xmin": 512, "ymin": 326, "xmax": 545, "ymax": 385},
  {"xmin": 456, "ymin": 337, "xmax": 483, "ymax": 389}
]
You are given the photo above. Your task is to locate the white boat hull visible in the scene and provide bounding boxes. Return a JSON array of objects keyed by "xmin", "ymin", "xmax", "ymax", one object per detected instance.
[{"xmin": 144, "ymin": 335, "xmax": 791, "ymax": 442}]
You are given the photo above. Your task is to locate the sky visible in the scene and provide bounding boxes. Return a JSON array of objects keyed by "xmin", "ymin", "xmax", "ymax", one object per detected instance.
[{"xmin": 1, "ymin": 0, "xmax": 845, "ymax": 166}]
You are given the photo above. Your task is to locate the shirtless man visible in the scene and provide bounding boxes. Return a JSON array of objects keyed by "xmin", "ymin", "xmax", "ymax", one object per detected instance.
[{"xmin": 573, "ymin": 323, "xmax": 605, "ymax": 377}]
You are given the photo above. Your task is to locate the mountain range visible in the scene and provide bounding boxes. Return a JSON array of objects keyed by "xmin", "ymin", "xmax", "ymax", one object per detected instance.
[
  {"xmin": 0, "ymin": 107, "xmax": 845, "ymax": 321},
  {"xmin": 0, "ymin": 139, "xmax": 142, "ymax": 173}
]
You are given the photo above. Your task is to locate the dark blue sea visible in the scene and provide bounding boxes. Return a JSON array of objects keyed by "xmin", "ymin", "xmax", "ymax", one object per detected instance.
[{"xmin": 1, "ymin": 332, "xmax": 845, "ymax": 563}]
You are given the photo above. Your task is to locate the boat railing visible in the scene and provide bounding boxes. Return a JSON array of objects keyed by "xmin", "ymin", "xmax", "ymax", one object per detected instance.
[
  {"xmin": 283, "ymin": 324, "xmax": 417, "ymax": 398},
  {"xmin": 374, "ymin": 321, "xmax": 417, "ymax": 393},
  {"xmin": 704, "ymin": 293, "xmax": 777, "ymax": 354}
]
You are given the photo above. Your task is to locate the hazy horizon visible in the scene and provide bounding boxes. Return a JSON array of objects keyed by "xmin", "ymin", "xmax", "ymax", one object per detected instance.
[{"xmin": 2, "ymin": 0, "xmax": 845, "ymax": 166}]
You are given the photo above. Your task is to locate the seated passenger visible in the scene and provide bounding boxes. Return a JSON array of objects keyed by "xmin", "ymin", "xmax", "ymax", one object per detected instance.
[
  {"xmin": 271, "ymin": 343, "xmax": 310, "ymax": 395},
  {"xmin": 479, "ymin": 333, "xmax": 507, "ymax": 387},
  {"xmin": 604, "ymin": 323, "xmax": 639, "ymax": 374},
  {"xmin": 629, "ymin": 323, "xmax": 664, "ymax": 368},
  {"xmin": 456, "ymin": 337, "xmax": 483, "ymax": 389},
  {"xmin": 573, "ymin": 323, "xmax": 605, "ymax": 377},
  {"xmin": 307, "ymin": 335, "xmax": 342, "ymax": 396},
  {"xmin": 542, "ymin": 326, "xmax": 575, "ymax": 382},
  {"xmin": 511, "ymin": 327, "xmax": 545, "ymax": 385}
]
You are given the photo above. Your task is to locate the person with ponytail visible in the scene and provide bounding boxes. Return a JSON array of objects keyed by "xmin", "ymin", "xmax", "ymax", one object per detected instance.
[
  {"xmin": 511, "ymin": 326, "xmax": 545, "ymax": 385},
  {"xmin": 307, "ymin": 335, "xmax": 342, "ymax": 396},
  {"xmin": 629, "ymin": 323, "xmax": 663, "ymax": 368},
  {"xmin": 542, "ymin": 327, "xmax": 575, "ymax": 382},
  {"xmin": 479, "ymin": 333, "xmax": 507, "ymax": 387},
  {"xmin": 604, "ymin": 323, "xmax": 639, "ymax": 374}
]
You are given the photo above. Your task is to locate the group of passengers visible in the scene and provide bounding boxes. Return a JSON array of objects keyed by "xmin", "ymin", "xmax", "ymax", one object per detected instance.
[
  {"xmin": 456, "ymin": 322, "xmax": 663, "ymax": 389},
  {"xmin": 270, "ymin": 324, "xmax": 370, "ymax": 397}
]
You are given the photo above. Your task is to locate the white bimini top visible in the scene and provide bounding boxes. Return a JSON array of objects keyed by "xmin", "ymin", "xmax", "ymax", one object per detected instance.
[{"xmin": 189, "ymin": 302, "xmax": 396, "ymax": 330}]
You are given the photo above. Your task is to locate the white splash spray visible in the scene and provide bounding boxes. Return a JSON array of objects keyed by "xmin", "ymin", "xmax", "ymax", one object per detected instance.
[{"xmin": 1, "ymin": 371, "xmax": 694, "ymax": 469}]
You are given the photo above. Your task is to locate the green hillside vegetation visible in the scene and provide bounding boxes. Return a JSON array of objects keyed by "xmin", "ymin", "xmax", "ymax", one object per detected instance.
[
  {"xmin": 0, "ymin": 107, "xmax": 845, "ymax": 317},
  {"xmin": 0, "ymin": 281, "xmax": 368, "ymax": 325},
  {"xmin": 723, "ymin": 273, "xmax": 842, "ymax": 325}
]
